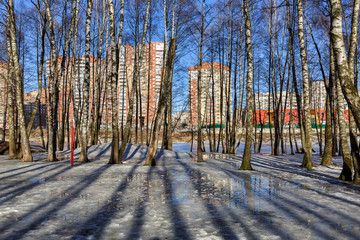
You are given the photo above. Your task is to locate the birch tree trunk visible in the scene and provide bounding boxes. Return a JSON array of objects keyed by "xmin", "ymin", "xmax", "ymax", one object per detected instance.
[
  {"xmin": 216, "ymin": 29, "xmax": 224, "ymax": 153},
  {"xmin": 335, "ymin": 78, "xmax": 353, "ymax": 180},
  {"xmin": 322, "ymin": 47, "xmax": 335, "ymax": 165},
  {"xmin": 93, "ymin": 1, "xmax": 106, "ymax": 145},
  {"xmin": 145, "ymin": 39, "xmax": 176, "ymax": 166},
  {"xmin": 44, "ymin": 0, "xmax": 77, "ymax": 161},
  {"xmin": 321, "ymin": 93, "xmax": 333, "ymax": 165},
  {"xmin": 305, "ymin": 12, "xmax": 333, "ymax": 165},
  {"xmin": 44, "ymin": 0, "xmax": 57, "ymax": 162},
  {"xmin": 289, "ymin": 85, "xmax": 295, "ymax": 155},
  {"xmin": 196, "ymin": 0, "xmax": 205, "ymax": 162},
  {"xmin": 8, "ymin": 0, "xmax": 33, "ymax": 162},
  {"xmin": 107, "ymin": 0, "xmax": 125, "ymax": 164},
  {"xmin": 296, "ymin": 0, "xmax": 312, "ymax": 170},
  {"xmin": 286, "ymin": 0, "xmax": 303, "ymax": 154},
  {"xmin": 230, "ymin": 32, "xmax": 240, "ymax": 154},
  {"xmin": 239, "ymin": 0, "xmax": 253, "ymax": 170},
  {"xmin": 347, "ymin": 0, "xmax": 360, "ymax": 183},
  {"xmin": 160, "ymin": 0, "xmax": 168, "ymax": 151},
  {"xmin": 146, "ymin": 6, "xmax": 152, "ymax": 146},
  {"xmin": 58, "ymin": 1, "xmax": 78, "ymax": 151},
  {"xmin": 5, "ymin": 31, "xmax": 16, "ymax": 158},
  {"xmin": 165, "ymin": 0, "xmax": 177, "ymax": 151},
  {"xmin": 118, "ymin": 0, "xmax": 151, "ymax": 163},
  {"xmin": 1, "ymin": 92, "xmax": 6, "ymax": 142},
  {"xmin": 71, "ymin": 0, "xmax": 80, "ymax": 149},
  {"xmin": 330, "ymin": 0, "xmax": 360, "ymax": 130},
  {"xmin": 78, "ymin": 0, "xmax": 93, "ymax": 163}
]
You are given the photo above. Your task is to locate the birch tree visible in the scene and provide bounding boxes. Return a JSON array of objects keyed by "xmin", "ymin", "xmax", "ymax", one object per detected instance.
[
  {"xmin": 5, "ymin": 14, "xmax": 16, "ymax": 158},
  {"xmin": 196, "ymin": 0, "xmax": 205, "ymax": 162},
  {"xmin": 92, "ymin": 0, "xmax": 107, "ymax": 145},
  {"xmin": 335, "ymin": 72, "xmax": 353, "ymax": 180},
  {"xmin": 44, "ymin": 0, "xmax": 58, "ymax": 162},
  {"xmin": 7, "ymin": 0, "xmax": 33, "ymax": 162},
  {"xmin": 321, "ymin": 44, "xmax": 334, "ymax": 166},
  {"xmin": 239, "ymin": 0, "xmax": 253, "ymax": 170},
  {"xmin": 44, "ymin": 0, "xmax": 77, "ymax": 162},
  {"xmin": 296, "ymin": 0, "xmax": 312, "ymax": 170},
  {"xmin": 145, "ymin": 39, "xmax": 176, "ymax": 166},
  {"xmin": 347, "ymin": 0, "xmax": 360, "ymax": 183},
  {"xmin": 108, "ymin": 0, "xmax": 125, "ymax": 164},
  {"xmin": 329, "ymin": 0, "xmax": 360, "ymax": 131},
  {"xmin": 78, "ymin": 0, "xmax": 93, "ymax": 163}
]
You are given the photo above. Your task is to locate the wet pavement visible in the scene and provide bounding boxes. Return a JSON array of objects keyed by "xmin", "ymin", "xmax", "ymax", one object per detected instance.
[{"xmin": 1, "ymin": 143, "xmax": 360, "ymax": 239}]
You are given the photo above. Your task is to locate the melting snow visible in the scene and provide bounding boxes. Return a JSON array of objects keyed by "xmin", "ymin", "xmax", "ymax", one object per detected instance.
[{"xmin": 0, "ymin": 142, "xmax": 359, "ymax": 239}]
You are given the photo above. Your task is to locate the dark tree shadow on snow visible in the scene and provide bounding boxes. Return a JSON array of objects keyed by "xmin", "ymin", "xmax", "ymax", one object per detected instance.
[{"xmin": 0, "ymin": 164, "xmax": 112, "ymax": 239}]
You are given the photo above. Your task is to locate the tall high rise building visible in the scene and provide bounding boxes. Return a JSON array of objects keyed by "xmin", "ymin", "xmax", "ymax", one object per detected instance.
[
  {"xmin": 188, "ymin": 62, "xmax": 230, "ymax": 125},
  {"xmin": 47, "ymin": 42, "xmax": 165, "ymax": 130},
  {"xmin": 118, "ymin": 42, "xmax": 164, "ymax": 126},
  {"xmin": 104, "ymin": 42, "xmax": 165, "ymax": 128},
  {"xmin": 141, "ymin": 42, "xmax": 164, "ymax": 125}
]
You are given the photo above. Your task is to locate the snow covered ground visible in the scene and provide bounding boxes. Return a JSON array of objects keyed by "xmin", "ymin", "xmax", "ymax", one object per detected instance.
[{"xmin": 1, "ymin": 143, "xmax": 360, "ymax": 240}]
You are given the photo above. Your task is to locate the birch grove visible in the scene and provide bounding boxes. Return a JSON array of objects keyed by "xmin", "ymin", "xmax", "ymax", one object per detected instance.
[{"xmin": 0, "ymin": 0, "xmax": 359, "ymax": 183}]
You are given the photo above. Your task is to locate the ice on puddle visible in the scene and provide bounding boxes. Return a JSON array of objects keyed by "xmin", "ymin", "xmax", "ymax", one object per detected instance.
[{"xmin": 1, "ymin": 142, "xmax": 360, "ymax": 239}]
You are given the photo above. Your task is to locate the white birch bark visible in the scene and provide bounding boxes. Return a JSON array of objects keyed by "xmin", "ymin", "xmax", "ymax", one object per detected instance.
[
  {"xmin": 330, "ymin": 0, "xmax": 360, "ymax": 130},
  {"xmin": 78, "ymin": 0, "xmax": 93, "ymax": 163},
  {"xmin": 107, "ymin": 0, "xmax": 125, "ymax": 164},
  {"xmin": 335, "ymin": 78, "xmax": 353, "ymax": 180},
  {"xmin": 239, "ymin": 0, "xmax": 253, "ymax": 170},
  {"xmin": 8, "ymin": 0, "xmax": 33, "ymax": 162},
  {"xmin": 296, "ymin": 0, "xmax": 312, "ymax": 170}
]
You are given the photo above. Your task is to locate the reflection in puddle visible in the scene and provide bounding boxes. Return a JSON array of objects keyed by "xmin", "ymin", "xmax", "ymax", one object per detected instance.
[
  {"xmin": 167, "ymin": 168, "xmax": 289, "ymax": 214},
  {"xmin": 8, "ymin": 156, "xmax": 360, "ymax": 239},
  {"xmin": 151, "ymin": 162, "xmax": 359, "ymax": 237},
  {"xmin": 171, "ymin": 142, "xmax": 320, "ymax": 154}
]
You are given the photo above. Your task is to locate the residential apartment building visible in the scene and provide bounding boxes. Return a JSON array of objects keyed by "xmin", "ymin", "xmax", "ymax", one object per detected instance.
[
  {"xmin": 48, "ymin": 42, "xmax": 164, "ymax": 130},
  {"xmin": 254, "ymin": 91, "xmax": 298, "ymax": 111},
  {"xmin": 120, "ymin": 42, "xmax": 165, "ymax": 126},
  {"xmin": 188, "ymin": 62, "xmax": 230, "ymax": 125},
  {"xmin": 99, "ymin": 42, "xmax": 165, "ymax": 128}
]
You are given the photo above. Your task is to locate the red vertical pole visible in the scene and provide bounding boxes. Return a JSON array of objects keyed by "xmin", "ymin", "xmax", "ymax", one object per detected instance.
[{"xmin": 71, "ymin": 126, "xmax": 74, "ymax": 166}]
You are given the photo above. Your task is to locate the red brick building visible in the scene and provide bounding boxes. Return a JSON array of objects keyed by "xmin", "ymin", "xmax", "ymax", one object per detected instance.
[{"xmin": 253, "ymin": 109, "xmax": 349, "ymax": 127}]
